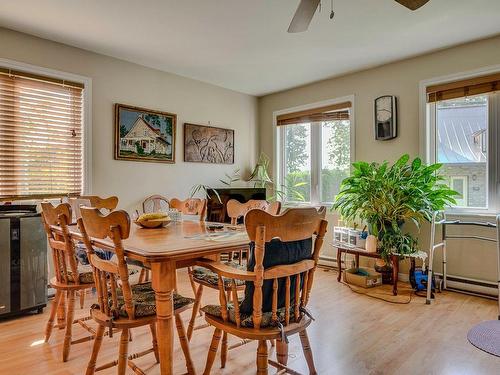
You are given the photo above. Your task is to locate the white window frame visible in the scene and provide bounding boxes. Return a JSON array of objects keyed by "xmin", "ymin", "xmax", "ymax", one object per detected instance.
[
  {"xmin": 273, "ymin": 95, "xmax": 355, "ymax": 207},
  {"xmin": 419, "ymin": 65, "xmax": 500, "ymax": 215},
  {"xmin": 0, "ymin": 58, "xmax": 93, "ymax": 196}
]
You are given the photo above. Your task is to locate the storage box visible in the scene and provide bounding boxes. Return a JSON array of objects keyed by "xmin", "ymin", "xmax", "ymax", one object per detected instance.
[{"xmin": 343, "ymin": 267, "xmax": 382, "ymax": 288}]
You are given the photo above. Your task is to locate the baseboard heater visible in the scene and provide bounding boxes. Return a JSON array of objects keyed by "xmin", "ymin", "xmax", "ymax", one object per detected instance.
[
  {"xmin": 433, "ymin": 273, "xmax": 498, "ymax": 299},
  {"xmin": 319, "ymin": 255, "xmax": 498, "ymax": 299}
]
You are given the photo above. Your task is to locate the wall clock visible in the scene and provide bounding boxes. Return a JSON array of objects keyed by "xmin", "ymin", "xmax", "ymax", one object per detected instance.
[{"xmin": 374, "ymin": 95, "xmax": 397, "ymax": 140}]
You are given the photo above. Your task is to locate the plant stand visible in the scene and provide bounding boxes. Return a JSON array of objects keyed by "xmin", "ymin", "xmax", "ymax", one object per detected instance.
[
  {"xmin": 334, "ymin": 244, "xmax": 428, "ymax": 296},
  {"xmin": 334, "ymin": 244, "xmax": 400, "ymax": 295}
]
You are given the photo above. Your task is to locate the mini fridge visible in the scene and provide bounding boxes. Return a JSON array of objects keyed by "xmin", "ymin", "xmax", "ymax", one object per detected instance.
[{"xmin": 0, "ymin": 205, "xmax": 47, "ymax": 318}]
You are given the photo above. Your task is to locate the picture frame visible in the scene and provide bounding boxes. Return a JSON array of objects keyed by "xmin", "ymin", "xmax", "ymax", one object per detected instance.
[
  {"xmin": 184, "ymin": 123, "xmax": 234, "ymax": 164},
  {"xmin": 114, "ymin": 103, "xmax": 176, "ymax": 163}
]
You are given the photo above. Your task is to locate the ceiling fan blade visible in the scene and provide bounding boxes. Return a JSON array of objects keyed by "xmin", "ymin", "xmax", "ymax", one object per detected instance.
[
  {"xmin": 288, "ymin": 0, "xmax": 321, "ymax": 33},
  {"xmin": 395, "ymin": 0, "xmax": 430, "ymax": 10}
]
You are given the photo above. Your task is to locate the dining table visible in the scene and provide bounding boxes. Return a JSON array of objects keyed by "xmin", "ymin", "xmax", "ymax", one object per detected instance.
[{"xmin": 56, "ymin": 219, "xmax": 250, "ymax": 375}]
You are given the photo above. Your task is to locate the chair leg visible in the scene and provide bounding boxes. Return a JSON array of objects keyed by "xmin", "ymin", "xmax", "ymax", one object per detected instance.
[
  {"xmin": 79, "ymin": 290, "xmax": 85, "ymax": 309},
  {"xmin": 57, "ymin": 291, "xmax": 66, "ymax": 329},
  {"xmin": 118, "ymin": 328, "xmax": 130, "ymax": 375},
  {"xmin": 85, "ymin": 324, "xmax": 105, "ymax": 375},
  {"xmin": 175, "ymin": 314, "xmax": 195, "ymax": 374},
  {"xmin": 203, "ymin": 328, "xmax": 222, "ymax": 375},
  {"xmin": 62, "ymin": 290, "xmax": 76, "ymax": 362},
  {"xmin": 299, "ymin": 329, "xmax": 317, "ymax": 375},
  {"xmin": 187, "ymin": 284, "xmax": 204, "ymax": 341},
  {"xmin": 188, "ymin": 267, "xmax": 197, "ymax": 297},
  {"xmin": 45, "ymin": 289, "xmax": 62, "ymax": 342},
  {"xmin": 221, "ymin": 331, "xmax": 228, "ymax": 368},
  {"xmin": 276, "ymin": 338, "xmax": 288, "ymax": 366},
  {"xmin": 149, "ymin": 323, "xmax": 159, "ymax": 363},
  {"xmin": 257, "ymin": 340, "xmax": 268, "ymax": 375}
]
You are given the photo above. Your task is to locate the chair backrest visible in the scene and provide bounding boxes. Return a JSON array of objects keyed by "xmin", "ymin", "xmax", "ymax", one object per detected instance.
[
  {"xmin": 169, "ymin": 198, "xmax": 207, "ymax": 221},
  {"xmin": 79, "ymin": 195, "xmax": 119, "ymax": 211},
  {"xmin": 142, "ymin": 194, "xmax": 170, "ymax": 213},
  {"xmin": 226, "ymin": 199, "xmax": 281, "ymax": 225},
  {"xmin": 41, "ymin": 202, "xmax": 80, "ymax": 285},
  {"xmin": 218, "ymin": 207, "xmax": 327, "ymax": 330},
  {"xmin": 77, "ymin": 207, "xmax": 134, "ymax": 320}
]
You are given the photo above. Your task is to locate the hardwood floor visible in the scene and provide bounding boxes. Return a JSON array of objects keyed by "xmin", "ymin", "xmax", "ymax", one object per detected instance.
[{"xmin": 0, "ymin": 268, "xmax": 498, "ymax": 375}]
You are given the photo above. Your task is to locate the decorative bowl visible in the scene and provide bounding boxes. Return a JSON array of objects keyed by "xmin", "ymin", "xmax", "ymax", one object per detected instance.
[{"xmin": 134, "ymin": 217, "xmax": 172, "ymax": 229}]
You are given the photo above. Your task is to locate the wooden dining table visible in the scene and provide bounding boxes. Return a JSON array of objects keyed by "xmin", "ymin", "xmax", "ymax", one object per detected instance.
[{"xmin": 57, "ymin": 219, "xmax": 250, "ymax": 375}]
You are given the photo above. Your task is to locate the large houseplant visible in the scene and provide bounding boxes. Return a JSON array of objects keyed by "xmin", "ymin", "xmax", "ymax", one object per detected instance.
[{"xmin": 333, "ymin": 154, "xmax": 457, "ymax": 260}]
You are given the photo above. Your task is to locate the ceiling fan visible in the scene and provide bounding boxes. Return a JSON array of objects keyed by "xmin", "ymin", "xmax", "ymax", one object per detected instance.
[{"xmin": 287, "ymin": 0, "xmax": 430, "ymax": 33}]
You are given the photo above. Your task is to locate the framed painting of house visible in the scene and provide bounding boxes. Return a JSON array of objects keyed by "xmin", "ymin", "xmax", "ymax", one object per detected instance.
[
  {"xmin": 114, "ymin": 103, "xmax": 176, "ymax": 163},
  {"xmin": 184, "ymin": 123, "xmax": 234, "ymax": 164}
]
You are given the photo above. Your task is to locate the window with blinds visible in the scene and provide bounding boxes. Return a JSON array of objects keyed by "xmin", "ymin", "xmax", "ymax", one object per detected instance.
[
  {"xmin": 426, "ymin": 71, "xmax": 500, "ymax": 211},
  {"xmin": 277, "ymin": 100, "xmax": 352, "ymax": 205},
  {"xmin": 0, "ymin": 68, "xmax": 84, "ymax": 200}
]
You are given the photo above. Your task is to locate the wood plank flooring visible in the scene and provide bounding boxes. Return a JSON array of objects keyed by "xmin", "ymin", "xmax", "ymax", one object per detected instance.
[{"xmin": 0, "ymin": 268, "xmax": 498, "ymax": 375}]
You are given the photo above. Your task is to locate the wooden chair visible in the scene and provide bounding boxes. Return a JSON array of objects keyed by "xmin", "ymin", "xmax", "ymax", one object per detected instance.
[
  {"xmin": 198, "ymin": 207, "xmax": 328, "ymax": 374},
  {"xmin": 77, "ymin": 207, "xmax": 196, "ymax": 375},
  {"xmin": 170, "ymin": 197, "xmax": 207, "ymax": 220},
  {"xmin": 186, "ymin": 199, "xmax": 282, "ymax": 365},
  {"xmin": 226, "ymin": 199, "xmax": 281, "ymax": 263},
  {"xmin": 79, "ymin": 195, "xmax": 119, "ymax": 212},
  {"xmin": 70, "ymin": 195, "xmax": 119, "ymax": 309},
  {"xmin": 142, "ymin": 194, "xmax": 170, "ymax": 213},
  {"xmin": 41, "ymin": 202, "xmax": 96, "ymax": 362},
  {"xmin": 226, "ymin": 200, "xmax": 281, "ymax": 225}
]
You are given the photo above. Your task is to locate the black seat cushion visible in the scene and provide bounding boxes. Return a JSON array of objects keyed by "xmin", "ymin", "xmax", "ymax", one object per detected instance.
[{"xmin": 239, "ymin": 238, "xmax": 312, "ymax": 315}]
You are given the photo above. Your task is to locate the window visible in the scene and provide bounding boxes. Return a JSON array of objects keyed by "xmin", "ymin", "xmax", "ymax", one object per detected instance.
[
  {"xmin": 426, "ymin": 72, "xmax": 500, "ymax": 212},
  {"xmin": 0, "ymin": 67, "xmax": 85, "ymax": 199},
  {"xmin": 277, "ymin": 100, "xmax": 352, "ymax": 205}
]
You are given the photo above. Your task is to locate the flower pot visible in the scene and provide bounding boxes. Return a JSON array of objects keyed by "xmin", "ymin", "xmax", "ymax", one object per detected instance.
[{"xmin": 374, "ymin": 259, "xmax": 393, "ymax": 284}]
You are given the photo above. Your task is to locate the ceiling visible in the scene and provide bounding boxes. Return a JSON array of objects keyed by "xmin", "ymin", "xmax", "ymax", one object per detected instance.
[{"xmin": 1, "ymin": 1, "xmax": 500, "ymax": 96}]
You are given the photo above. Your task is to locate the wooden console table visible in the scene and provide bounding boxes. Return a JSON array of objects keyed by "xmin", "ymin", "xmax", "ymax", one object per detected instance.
[{"xmin": 334, "ymin": 244, "xmax": 400, "ymax": 295}]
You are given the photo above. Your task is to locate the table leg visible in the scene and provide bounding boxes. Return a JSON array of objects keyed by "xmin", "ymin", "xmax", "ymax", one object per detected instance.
[
  {"xmin": 355, "ymin": 254, "xmax": 360, "ymax": 268},
  {"xmin": 337, "ymin": 248, "xmax": 342, "ymax": 282},
  {"xmin": 391, "ymin": 255, "xmax": 399, "ymax": 296},
  {"xmin": 151, "ymin": 261, "xmax": 176, "ymax": 375}
]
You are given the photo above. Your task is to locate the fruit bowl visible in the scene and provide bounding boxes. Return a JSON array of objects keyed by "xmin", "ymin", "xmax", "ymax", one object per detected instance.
[{"xmin": 134, "ymin": 213, "xmax": 172, "ymax": 229}]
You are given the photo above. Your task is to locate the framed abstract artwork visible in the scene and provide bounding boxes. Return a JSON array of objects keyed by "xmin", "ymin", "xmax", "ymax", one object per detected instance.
[
  {"xmin": 184, "ymin": 123, "xmax": 234, "ymax": 164},
  {"xmin": 114, "ymin": 103, "xmax": 176, "ymax": 163}
]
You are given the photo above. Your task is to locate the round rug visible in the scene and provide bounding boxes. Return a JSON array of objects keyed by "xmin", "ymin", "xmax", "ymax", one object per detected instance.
[{"xmin": 467, "ymin": 320, "xmax": 500, "ymax": 357}]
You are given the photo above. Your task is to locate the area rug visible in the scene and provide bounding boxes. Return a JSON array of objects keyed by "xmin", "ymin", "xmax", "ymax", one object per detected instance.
[
  {"xmin": 467, "ymin": 320, "xmax": 500, "ymax": 357},
  {"xmin": 342, "ymin": 281, "xmax": 412, "ymax": 304}
]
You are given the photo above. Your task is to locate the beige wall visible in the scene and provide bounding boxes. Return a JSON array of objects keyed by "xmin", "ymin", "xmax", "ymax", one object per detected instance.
[
  {"xmin": 258, "ymin": 35, "xmax": 500, "ymax": 284},
  {"xmin": 0, "ymin": 28, "xmax": 258, "ymax": 212}
]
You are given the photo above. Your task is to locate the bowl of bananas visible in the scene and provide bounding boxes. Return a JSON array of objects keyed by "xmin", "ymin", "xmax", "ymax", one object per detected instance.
[{"xmin": 134, "ymin": 212, "xmax": 172, "ymax": 228}]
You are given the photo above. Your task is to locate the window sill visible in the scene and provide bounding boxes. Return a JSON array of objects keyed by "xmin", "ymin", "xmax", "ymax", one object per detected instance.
[
  {"xmin": 445, "ymin": 210, "xmax": 498, "ymax": 221},
  {"xmin": 281, "ymin": 202, "xmax": 334, "ymax": 210}
]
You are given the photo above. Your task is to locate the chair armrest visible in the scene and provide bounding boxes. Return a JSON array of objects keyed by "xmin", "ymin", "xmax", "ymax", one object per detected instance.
[{"xmin": 195, "ymin": 260, "xmax": 256, "ymax": 281}]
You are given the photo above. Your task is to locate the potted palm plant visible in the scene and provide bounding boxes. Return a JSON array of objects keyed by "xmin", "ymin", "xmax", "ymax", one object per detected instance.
[{"xmin": 333, "ymin": 154, "xmax": 457, "ymax": 262}]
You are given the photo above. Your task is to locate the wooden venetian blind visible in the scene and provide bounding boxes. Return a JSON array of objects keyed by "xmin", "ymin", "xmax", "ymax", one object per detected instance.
[
  {"xmin": 427, "ymin": 72, "xmax": 500, "ymax": 103},
  {"xmin": 0, "ymin": 68, "xmax": 84, "ymax": 200},
  {"xmin": 276, "ymin": 101, "xmax": 351, "ymax": 126}
]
